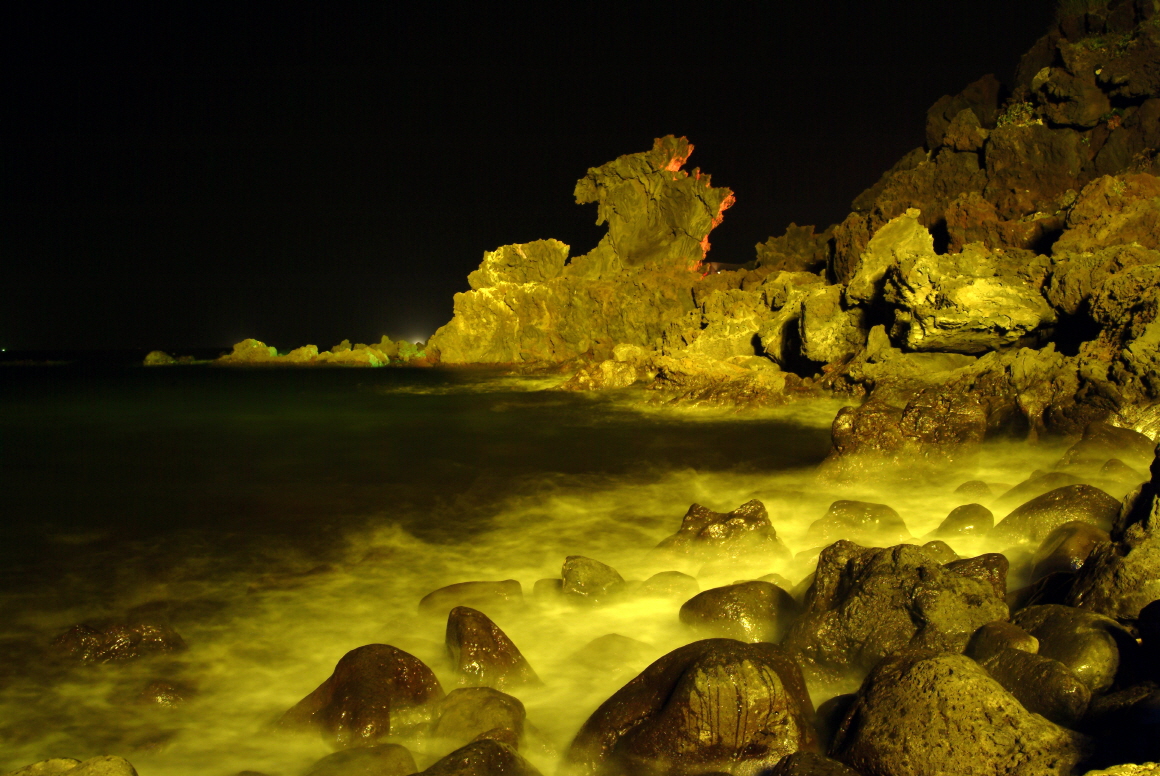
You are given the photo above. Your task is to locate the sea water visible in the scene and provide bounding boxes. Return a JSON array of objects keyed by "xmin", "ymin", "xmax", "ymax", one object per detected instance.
[{"xmin": 0, "ymin": 360, "xmax": 1071, "ymax": 774}]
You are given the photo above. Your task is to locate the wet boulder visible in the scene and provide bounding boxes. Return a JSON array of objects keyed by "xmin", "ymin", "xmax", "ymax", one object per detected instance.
[
  {"xmin": 992, "ymin": 471, "xmax": 1084, "ymax": 513},
  {"xmin": 564, "ymin": 639, "xmax": 818, "ymax": 776},
  {"xmin": 965, "ymin": 621, "xmax": 1039, "ymax": 661},
  {"xmin": 279, "ymin": 644, "xmax": 444, "ymax": 748},
  {"xmin": 931, "ymin": 503, "xmax": 994, "ymax": 538},
  {"xmin": 1055, "ymin": 422, "xmax": 1156, "ymax": 474},
  {"xmin": 302, "ymin": 745, "xmax": 417, "ymax": 776},
  {"xmin": 562, "ymin": 556, "xmax": 625, "ymax": 604},
  {"xmin": 430, "ymin": 688, "xmax": 525, "ymax": 749},
  {"xmin": 446, "ymin": 607, "xmax": 539, "ymax": 690},
  {"xmin": 804, "ymin": 500, "xmax": 910, "ymax": 547},
  {"xmin": 1030, "ymin": 521, "xmax": 1111, "ymax": 582},
  {"xmin": 783, "ymin": 542, "xmax": 1008, "ymax": 685},
  {"xmin": 419, "ymin": 739, "xmax": 542, "ymax": 776},
  {"xmin": 980, "ymin": 648, "xmax": 1091, "ymax": 728},
  {"xmin": 765, "ymin": 751, "xmax": 862, "ymax": 776},
  {"xmin": 1011, "ymin": 605, "xmax": 1134, "ymax": 693},
  {"xmin": 419, "ymin": 581, "xmax": 523, "ymax": 617},
  {"xmin": 679, "ymin": 581, "xmax": 801, "ymax": 643},
  {"xmin": 990, "ymin": 485, "xmax": 1120, "ymax": 546},
  {"xmin": 829, "ymin": 651, "xmax": 1089, "ymax": 776},
  {"xmin": 635, "ymin": 571, "xmax": 699, "ymax": 600},
  {"xmin": 51, "ymin": 620, "xmax": 186, "ymax": 664},
  {"xmin": 654, "ymin": 500, "xmax": 790, "ymax": 564}
]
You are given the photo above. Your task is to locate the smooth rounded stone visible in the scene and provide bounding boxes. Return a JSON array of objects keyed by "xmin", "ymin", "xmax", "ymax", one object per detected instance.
[
  {"xmin": 564, "ymin": 639, "xmax": 819, "ymax": 776},
  {"xmin": 135, "ymin": 680, "xmax": 195, "ymax": 708},
  {"xmin": 782, "ymin": 542, "xmax": 1008, "ymax": 687},
  {"xmin": 419, "ymin": 581, "xmax": 523, "ymax": 617},
  {"xmin": 679, "ymin": 581, "xmax": 801, "ymax": 643},
  {"xmin": 561, "ymin": 556, "xmax": 625, "ymax": 603},
  {"xmin": 654, "ymin": 499, "xmax": 791, "ymax": 563},
  {"xmin": 532, "ymin": 578, "xmax": 562, "ymax": 600},
  {"xmin": 765, "ymin": 751, "xmax": 861, "ymax": 776},
  {"xmin": 805, "ymin": 500, "xmax": 910, "ymax": 547},
  {"xmin": 931, "ymin": 503, "xmax": 993, "ymax": 538},
  {"xmin": 568, "ymin": 634, "xmax": 657, "ymax": 677},
  {"xmin": 990, "ymin": 484, "xmax": 1120, "ymax": 546},
  {"xmin": 1012, "ymin": 604, "xmax": 1134, "ymax": 693},
  {"xmin": 966, "ymin": 621, "xmax": 1039, "ymax": 662},
  {"xmin": 1102, "ymin": 458, "xmax": 1147, "ymax": 485},
  {"xmin": 302, "ymin": 744, "xmax": 417, "ymax": 776},
  {"xmin": 4, "ymin": 760, "xmax": 82, "ymax": 776},
  {"xmin": 635, "ymin": 571, "xmax": 698, "ymax": 599},
  {"xmin": 446, "ymin": 607, "xmax": 539, "ymax": 690},
  {"xmin": 993, "ymin": 471, "xmax": 1084, "ymax": 512},
  {"xmin": 980, "ymin": 647, "xmax": 1091, "ymax": 728},
  {"xmin": 1056, "ymin": 422, "xmax": 1156, "ymax": 473},
  {"xmin": 954, "ymin": 480, "xmax": 994, "ymax": 500},
  {"xmin": 430, "ymin": 688, "xmax": 525, "ymax": 748},
  {"xmin": 418, "ymin": 739, "xmax": 542, "ymax": 776},
  {"xmin": 920, "ymin": 539, "xmax": 959, "ymax": 564},
  {"xmin": 51, "ymin": 621, "xmax": 186, "ymax": 663},
  {"xmin": 830, "ymin": 651, "xmax": 1089, "ymax": 776},
  {"xmin": 279, "ymin": 644, "xmax": 444, "ymax": 748},
  {"xmin": 1031, "ymin": 521, "xmax": 1111, "ymax": 582}
]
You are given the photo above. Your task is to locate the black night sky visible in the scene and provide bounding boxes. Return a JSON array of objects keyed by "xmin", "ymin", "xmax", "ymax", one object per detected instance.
[{"xmin": 4, "ymin": 2, "xmax": 1058, "ymax": 351}]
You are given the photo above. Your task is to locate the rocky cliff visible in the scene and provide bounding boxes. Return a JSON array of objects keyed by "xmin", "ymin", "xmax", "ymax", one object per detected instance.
[{"xmin": 429, "ymin": 0, "xmax": 1160, "ymax": 478}]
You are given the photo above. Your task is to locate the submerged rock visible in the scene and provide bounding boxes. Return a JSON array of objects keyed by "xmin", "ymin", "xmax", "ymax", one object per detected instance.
[
  {"xmin": 561, "ymin": 556, "xmax": 625, "ymax": 604},
  {"xmin": 564, "ymin": 638, "xmax": 818, "ymax": 776},
  {"xmin": 430, "ymin": 687, "xmax": 525, "ymax": 749},
  {"xmin": 419, "ymin": 580, "xmax": 523, "ymax": 617},
  {"xmin": 990, "ymin": 484, "xmax": 1120, "ymax": 546},
  {"xmin": 51, "ymin": 620, "xmax": 186, "ymax": 663},
  {"xmin": 279, "ymin": 644, "xmax": 444, "ymax": 748},
  {"xmin": 829, "ymin": 651, "xmax": 1089, "ymax": 776}
]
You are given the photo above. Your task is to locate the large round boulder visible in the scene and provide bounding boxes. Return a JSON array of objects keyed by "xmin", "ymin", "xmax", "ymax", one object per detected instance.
[
  {"xmin": 990, "ymin": 484, "xmax": 1120, "ymax": 546},
  {"xmin": 564, "ymin": 639, "xmax": 819, "ymax": 776},
  {"xmin": 418, "ymin": 739, "xmax": 542, "ymax": 776},
  {"xmin": 279, "ymin": 644, "xmax": 444, "ymax": 748},
  {"xmin": 446, "ymin": 607, "xmax": 539, "ymax": 690},
  {"xmin": 829, "ymin": 651, "xmax": 1089, "ymax": 776},
  {"xmin": 783, "ymin": 542, "xmax": 1008, "ymax": 685},
  {"xmin": 679, "ymin": 581, "xmax": 800, "ymax": 643},
  {"xmin": 979, "ymin": 647, "xmax": 1091, "ymax": 728},
  {"xmin": 930, "ymin": 503, "xmax": 993, "ymax": 538},
  {"xmin": 804, "ymin": 500, "xmax": 910, "ymax": 547},
  {"xmin": 1011, "ymin": 604, "xmax": 1134, "ymax": 693}
]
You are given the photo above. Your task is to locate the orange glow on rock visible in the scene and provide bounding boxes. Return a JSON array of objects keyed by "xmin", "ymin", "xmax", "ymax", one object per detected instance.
[
  {"xmin": 665, "ymin": 144, "xmax": 694, "ymax": 172},
  {"xmin": 698, "ymin": 192, "xmax": 736, "ymax": 259}
]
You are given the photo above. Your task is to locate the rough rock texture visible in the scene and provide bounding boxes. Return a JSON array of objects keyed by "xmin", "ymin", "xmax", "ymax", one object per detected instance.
[
  {"xmin": 51, "ymin": 620, "xmax": 186, "ymax": 663},
  {"xmin": 4, "ymin": 760, "xmax": 139, "ymax": 776},
  {"xmin": 212, "ymin": 336, "xmax": 424, "ymax": 367},
  {"xmin": 829, "ymin": 651, "xmax": 1089, "ymax": 776},
  {"xmin": 562, "ymin": 556, "xmax": 626, "ymax": 603},
  {"xmin": 279, "ymin": 644, "xmax": 444, "ymax": 748},
  {"xmin": 445, "ymin": 607, "xmax": 539, "ymax": 690},
  {"xmin": 654, "ymin": 500, "xmax": 790, "ymax": 563},
  {"xmin": 783, "ymin": 542, "xmax": 1008, "ymax": 685},
  {"xmin": 678, "ymin": 581, "xmax": 800, "ymax": 643},
  {"xmin": 564, "ymin": 639, "xmax": 818, "ymax": 776}
]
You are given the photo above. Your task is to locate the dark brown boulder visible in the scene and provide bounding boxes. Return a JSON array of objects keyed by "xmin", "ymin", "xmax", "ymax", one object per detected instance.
[
  {"xmin": 965, "ymin": 621, "xmax": 1039, "ymax": 662},
  {"xmin": 804, "ymin": 500, "xmax": 909, "ymax": 547},
  {"xmin": 654, "ymin": 499, "xmax": 790, "ymax": 563},
  {"xmin": 829, "ymin": 651, "xmax": 1089, "ymax": 776},
  {"xmin": 1053, "ymin": 173, "xmax": 1160, "ymax": 254},
  {"xmin": 931, "ymin": 503, "xmax": 994, "ymax": 538},
  {"xmin": 990, "ymin": 484, "xmax": 1120, "ymax": 546},
  {"xmin": 430, "ymin": 687, "xmax": 525, "ymax": 749},
  {"xmin": 302, "ymin": 744, "xmax": 417, "ymax": 776},
  {"xmin": 679, "ymin": 581, "xmax": 801, "ymax": 643},
  {"xmin": 783, "ymin": 542, "xmax": 1008, "ymax": 686},
  {"xmin": 1030, "ymin": 521, "xmax": 1111, "ymax": 582},
  {"xmin": 446, "ymin": 607, "xmax": 539, "ymax": 690},
  {"xmin": 51, "ymin": 621, "xmax": 186, "ymax": 663},
  {"xmin": 925, "ymin": 74, "xmax": 1003, "ymax": 151},
  {"xmin": 755, "ymin": 223, "xmax": 829, "ymax": 274},
  {"xmin": 1011, "ymin": 604, "xmax": 1134, "ymax": 693},
  {"xmin": 945, "ymin": 553, "xmax": 1010, "ymax": 599},
  {"xmin": 1055, "ymin": 421, "xmax": 1156, "ymax": 473},
  {"xmin": 992, "ymin": 471, "xmax": 1084, "ymax": 513},
  {"xmin": 983, "ymin": 123, "xmax": 1088, "ymax": 220},
  {"xmin": 979, "ymin": 648, "xmax": 1090, "ymax": 728},
  {"xmin": 944, "ymin": 190, "xmax": 1065, "ymax": 253},
  {"xmin": 561, "ymin": 556, "xmax": 625, "ymax": 604},
  {"xmin": 564, "ymin": 639, "xmax": 818, "ymax": 776},
  {"xmin": 279, "ymin": 644, "xmax": 444, "ymax": 748},
  {"xmin": 419, "ymin": 581, "xmax": 523, "ymax": 617},
  {"xmin": 419, "ymin": 739, "xmax": 542, "ymax": 776}
]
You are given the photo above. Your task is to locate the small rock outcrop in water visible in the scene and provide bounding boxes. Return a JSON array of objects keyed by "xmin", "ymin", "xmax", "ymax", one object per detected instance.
[
  {"xmin": 445, "ymin": 607, "xmax": 540, "ymax": 690},
  {"xmin": 564, "ymin": 638, "xmax": 818, "ymax": 776},
  {"xmin": 654, "ymin": 499, "xmax": 790, "ymax": 563},
  {"xmin": 278, "ymin": 644, "xmax": 444, "ymax": 748},
  {"xmin": 51, "ymin": 620, "xmax": 186, "ymax": 663},
  {"xmin": 209, "ymin": 336, "xmax": 427, "ymax": 367}
]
